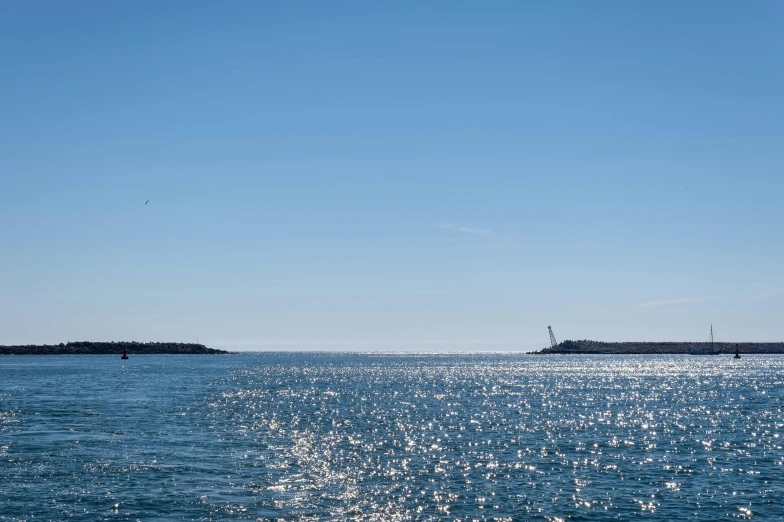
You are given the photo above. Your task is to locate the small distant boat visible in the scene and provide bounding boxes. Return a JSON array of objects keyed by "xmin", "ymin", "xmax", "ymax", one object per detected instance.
[
  {"xmin": 691, "ymin": 324, "xmax": 720, "ymax": 355},
  {"xmin": 734, "ymin": 344, "xmax": 741, "ymax": 359},
  {"xmin": 121, "ymin": 347, "xmax": 129, "ymax": 360}
]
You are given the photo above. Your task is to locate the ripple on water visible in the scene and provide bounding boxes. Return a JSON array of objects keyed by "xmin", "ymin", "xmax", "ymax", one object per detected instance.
[{"xmin": 1, "ymin": 354, "xmax": 783, "ymax": 520}]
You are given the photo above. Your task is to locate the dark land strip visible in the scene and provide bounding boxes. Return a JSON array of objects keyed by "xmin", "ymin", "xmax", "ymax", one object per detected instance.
[
  {"xmin": 0, "ymin": 341, "xmax": 228, "ymax": 355},
  {"xmin": 534, "ymin": 340, "xmax": 784, "ymax": 354}
]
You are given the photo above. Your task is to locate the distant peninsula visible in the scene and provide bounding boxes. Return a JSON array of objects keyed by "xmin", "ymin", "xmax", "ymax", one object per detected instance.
[
  {"xmin": 0, "ymin": 341, "xmax": 228, "ymax": 355},
  {"xmin": 533, "ymin": 340, "xmax": 784, "ymax": 355}
]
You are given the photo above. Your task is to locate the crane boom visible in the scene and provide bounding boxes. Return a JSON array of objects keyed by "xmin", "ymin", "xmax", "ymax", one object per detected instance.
[{"xmin": 548, "ymin": 326, "xmax": 558, "ymax": 348}]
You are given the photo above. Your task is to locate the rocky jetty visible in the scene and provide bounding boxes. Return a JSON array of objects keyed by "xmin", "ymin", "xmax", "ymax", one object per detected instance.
[
  {"xmin": 533, "ymin": 340, "xmax": 784, "ymax": 354},
  {"xmin": 0, "ymin": 341, "xmax": 228, "ymax": 355}
]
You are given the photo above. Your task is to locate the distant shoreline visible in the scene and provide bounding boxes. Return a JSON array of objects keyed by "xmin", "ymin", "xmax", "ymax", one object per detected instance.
[
  {"xmin": 0, "ymin": 342, "xmax": 228, "ymax": 355},
  {"xmin": 532, "ymin": 340, "xmax": 784, "ymax": 354}
]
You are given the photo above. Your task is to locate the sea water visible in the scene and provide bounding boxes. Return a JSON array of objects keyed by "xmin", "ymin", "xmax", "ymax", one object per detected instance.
[{"xmin": 1, "ymin": 353, "xmax": 782, "ymax": 521}]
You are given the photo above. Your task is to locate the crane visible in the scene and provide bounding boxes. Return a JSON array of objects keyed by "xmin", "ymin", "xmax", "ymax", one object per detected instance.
[{"xmin": 548, "ymin": 326, "xmax": 558, "ymax": 348}]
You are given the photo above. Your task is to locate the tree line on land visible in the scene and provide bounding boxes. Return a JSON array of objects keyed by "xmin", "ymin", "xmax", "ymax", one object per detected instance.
[
  {"xmin": 536, "ymin": 339, "xmax": 784, "ymax": 354},
  {"xmin": 0, "ymin": 341, "xmax": 228, "ymax": 355}
]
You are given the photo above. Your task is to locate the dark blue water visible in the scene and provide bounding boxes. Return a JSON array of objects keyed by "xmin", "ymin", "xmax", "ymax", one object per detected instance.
[{"xmin": 1, "ymin": 354, "xmax": 782, "ymax": 520}]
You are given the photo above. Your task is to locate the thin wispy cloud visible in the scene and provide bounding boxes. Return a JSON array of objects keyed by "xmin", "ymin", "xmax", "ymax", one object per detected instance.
[
  {"xmin": 437, "ymin": 222, "xmax": 495, "ymax": 237},
  {"xmin": 638, "ymin": 289, "xmax": 784, "ymax": 308},
  {"xmin": 638, "ymin": 297, "xmax": 706, "ymax": 308}
]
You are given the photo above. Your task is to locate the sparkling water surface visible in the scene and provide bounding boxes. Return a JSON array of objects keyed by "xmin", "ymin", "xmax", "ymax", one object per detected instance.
[{"xmin": 1, "ymin": 353, "xmax": 782, "ymax": 521}]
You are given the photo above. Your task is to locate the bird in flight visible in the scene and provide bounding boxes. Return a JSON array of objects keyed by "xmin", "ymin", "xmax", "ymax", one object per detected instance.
[{"xmin": 144, "ymin": 200, "xmax": 149, "ymax": 204}]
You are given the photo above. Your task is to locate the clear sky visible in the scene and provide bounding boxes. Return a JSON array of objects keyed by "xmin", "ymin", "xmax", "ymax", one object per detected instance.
[{"xmin": 1, "ymin": 1, "xmax": 782, "ymax": 351}]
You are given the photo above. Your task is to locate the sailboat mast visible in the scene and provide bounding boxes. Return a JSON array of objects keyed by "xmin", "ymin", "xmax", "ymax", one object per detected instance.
[{"xmin": 711, "ymin": 324, "xmax": 714, "ymax": 352}]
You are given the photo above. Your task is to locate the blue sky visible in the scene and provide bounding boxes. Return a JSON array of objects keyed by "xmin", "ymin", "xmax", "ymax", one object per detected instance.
[{"xmin": 1, "ymin": 1, "xmax": 782, "ymax": 350}]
